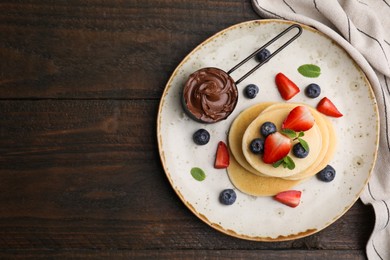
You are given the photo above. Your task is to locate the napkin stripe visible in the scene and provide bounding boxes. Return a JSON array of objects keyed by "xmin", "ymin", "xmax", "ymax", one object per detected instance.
[
  {"xmin": 382, "ymin": 77, "xmax": 390, "ymax": 152},
  {"xmin": 367, "ymin": 182, "xmax": 389, "ymax": 260},
  {"xmin": 313, "ymin": 0, "xmax": 352, "ymax": 43},
  {"xmin": 347, "ymin": 18, "xmax": 351, "ymax": 43},
  {"xmin": 382, "ymin": 0, "xmax": 390, "ymax": 8},
  {"xmin": 256, "ymin": 5, "xmax": 286, "ymax": 19},
  {"xmin": 367, "ymin": 181, "xmax": 390, "ymax": 229},
  {"xmin": 384, "ymin": 200, "xmax": 390, "ymax": 228},
  {"xmin": 372, "ymin": 240, "xmax": 384, "ymax": 260},
  {"xmin": 356, "ymin": 28, "xmax": 390, "ymax": 66},
  {"xmin": 358, "ymin": 1, "xmax": 368, "ymax": 7},
  {"xmin": 283, "ymin": 0, "xmax": 296, "ymax": 13},
  {"xmin": 368, "ymin": 182, "xmax": 376, "ymax": 200},
  {"xmin": 313, "ymin": 0, "xmax": 320, "ymax": 13},
  {"xmin": 368, "ymin": 191, "xmax": 386, "ymax": 260}
]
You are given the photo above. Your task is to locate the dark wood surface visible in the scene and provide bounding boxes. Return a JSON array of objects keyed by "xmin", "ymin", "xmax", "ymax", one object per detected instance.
[{"xmin": 0, "ymin": 1, "xmax": 375, "ymax": 259}]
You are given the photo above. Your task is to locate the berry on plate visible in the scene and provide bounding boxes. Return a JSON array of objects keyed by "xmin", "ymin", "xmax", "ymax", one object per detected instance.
[
  {"xmin": 292, "ymin": 142, "xmax": 309, "ymax": 158},
  {"xmin": 193, "ymin": 129, "xmax": 210, "ymax": 145},
  {"xmin": 317, "ymin": 165, "xmax": 336, "ymax": 182},
  {"xmin": 244, "ymin": 84, "xmax": 259, "ymax": 99},
  {"xmin": 275, "ymin": 73, "xmax": 300, "ymax": 100},
  {"xmin": 214, "ymin": 141, "xmax": 230, "ymax": 169},
  {"xmin": 316, "ymin": 97, "xmax": 343, "ymax": 117},
  {"xmin": 274, "ymin": 190, "xmax": 302, "ymax": 207},
  {"xmin": 260, "ymin": 121, "xmax": 277, "ymax": 138},
  {"xmin": 282, "ymin": 106, "xmax": 315, "ymax": 132},
  {"xmin": 304, "ymin": 83, "xmax": 321, "ymax": 98},
  {"xmin": 256, "ymin": 48, "xmax": 271, "ymax": 63},
  {"xmin": 219, "ymin": 189, "xmax": 237, "ymax": 205},
  {"xmin": 263, "ymin": 132, "xmax": 292, "ymax": 164},
  {"xmin": 249, "ymin": 138, "xmax": 265, "ymax": 154}
]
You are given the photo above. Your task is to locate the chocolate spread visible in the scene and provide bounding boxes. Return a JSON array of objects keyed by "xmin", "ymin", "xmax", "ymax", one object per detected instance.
[{"xmin": 182, "ymin": 67, "xmax": 238, "ymax": 123}]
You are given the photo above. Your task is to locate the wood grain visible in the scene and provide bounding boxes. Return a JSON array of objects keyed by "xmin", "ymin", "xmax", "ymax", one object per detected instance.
[
  {"xmin": 0, "ymin": 101, "xmax": 374, "ymax": 251},
  {"xmin": 0, "ymin": 250, "xmax": 368, "ymax": 259},
  {"xmin": 0, "ymin": 0, "xmax": 257, "ymax": 99},
  {"xmin": 0, "ymin": 0, "xmax": 375, "ymax": 258}
]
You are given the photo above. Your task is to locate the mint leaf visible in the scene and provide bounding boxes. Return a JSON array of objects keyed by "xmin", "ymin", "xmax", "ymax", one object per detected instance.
[
  {"xmin": 273, "ymin": 159, "xmax": 284, "ymax": 168},
  {"xmin": 298, "ymin": 64, "xmax": 321, "ymax": 78},
  {"xmin": 298, "ymin": 131, "xmax": 305, "ymax": 138},
  {"xmin": 191, "ymin": 167, "xmax": 206, "ymax": 181},
  {"xmin": 281, "ymin": 129, "xmax": 297, "ymax": 138},
  {"xmin": 298, "ymin": 138, "xmax": 309, "ymax": 151},
  {"xmin": 273, "ymin": 156, "xmax": 295, "ymax": 170},
  {"xmin": 284, "ymin": 156, "xmax": 296, "ymax": 170}
]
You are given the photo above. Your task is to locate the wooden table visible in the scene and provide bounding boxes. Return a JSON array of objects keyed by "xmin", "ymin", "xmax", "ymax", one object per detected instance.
[{"xmin": 0, "ymin": 1, "xmax": 375, "ymax": 259}]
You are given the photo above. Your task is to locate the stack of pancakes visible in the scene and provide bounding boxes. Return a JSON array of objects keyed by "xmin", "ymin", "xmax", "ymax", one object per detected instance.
[{"xmin": 227, "ymin": 102, "xmax": 336, "ymax": 196}]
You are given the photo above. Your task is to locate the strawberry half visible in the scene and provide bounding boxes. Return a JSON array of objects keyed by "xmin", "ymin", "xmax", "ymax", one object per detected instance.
[
  {"xmin": 214, "ymin": 141, "xmax": 230, "ymax": 169},
  {"xmin": 282, "ymin": 106, "xmax": 315, "ymax": 132},
  {"xmin": 263, "ymin": 132, "xmax": 292, "ymax": 164},
  {"xmin": 274, "ymin": 190, "xmax": 302, "ymax": 208},
  {"xmin": 275, "ymin": 73, "xmax": 300, "ymax": 100},
  {"xmin": 317, "ymin": 97, "xmax": 343, "ymax": 117}
]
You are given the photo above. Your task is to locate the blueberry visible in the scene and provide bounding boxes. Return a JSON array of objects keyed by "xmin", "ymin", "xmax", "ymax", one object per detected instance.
[
  {"xmin": 292, "ymin": 143, "xmax": 309, "ymax": 158},
  {"xmin": 193, "ymin": 129, "xmax": 210, "ymax": 145},
  {"xmin": 256, "ymin": 48, "xmax": 271, "ymax": 63},
  {"xmin": 304, "ymin": 83, "xmax": 321, "ymax": 98},
  {"xmin": 317, "ymin": 165, "xmax": 336, "ymax": 182},
  {"xmin": 260, "ymin": 122, "xmax": 277, "ymax": 138},
  {"xmin": 249, "ymin": 138, "xmax": 264, "ymax": 154},
  {"xmin": 219, "ymin": 189, "xmax": 237, "ymax": 205},
  {"xmin": 244, "ymin": 84, "xmax": 259, "ymax": 99}
]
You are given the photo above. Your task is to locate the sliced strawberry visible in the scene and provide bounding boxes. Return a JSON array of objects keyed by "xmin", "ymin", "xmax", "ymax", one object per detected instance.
[
  {"xmin": 282, "ymin": 106, "xmax": 315, "ymax": 132},
  {"xmin": 263, "ymin": 132, "xmax": 292, "ymax": 164},
  {"xmin": 275, "ymin": 73, "xmax": 300, "ymax": 100},
  {"xmin": 214, "ymin": 141, "xmax": 230, "ymax": 169},
  {"xmin": 317, "ymin": 97, "xmax": 343, "ymax": 117},
  {"xmin": 274, "ymin": 190, "xmax": 302, "ymax": 208}
]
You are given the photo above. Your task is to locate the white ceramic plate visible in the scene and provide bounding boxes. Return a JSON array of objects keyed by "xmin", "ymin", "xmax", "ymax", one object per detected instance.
[{"xmin": 157, "ymin": 20, "xmax": 379, "ymax": 241}]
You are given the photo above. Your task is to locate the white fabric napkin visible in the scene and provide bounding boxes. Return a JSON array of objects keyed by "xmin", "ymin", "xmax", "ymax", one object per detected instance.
[{"xmin": 251, "ymin": 1, "xmax": 390, "ymax": 259}]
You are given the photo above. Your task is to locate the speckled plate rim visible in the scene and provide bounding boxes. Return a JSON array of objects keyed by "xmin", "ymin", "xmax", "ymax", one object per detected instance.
[{"xmin": 156, "ymin": 19, "xmax": 379, "ymax": 241}]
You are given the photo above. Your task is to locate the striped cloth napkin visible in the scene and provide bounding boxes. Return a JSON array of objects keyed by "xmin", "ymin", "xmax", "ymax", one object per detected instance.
[{"xmin": 251, "ymin": 1, "xmax": 390, "ymax": 259}]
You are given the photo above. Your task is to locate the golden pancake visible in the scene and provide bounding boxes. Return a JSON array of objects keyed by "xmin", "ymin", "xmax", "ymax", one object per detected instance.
[
  {"xmin": 242, "ymin": 107, "xmax": 323, "ymax": 178},
  {"xmin": 227, "ymin": 154, "xmax": 304, "ymax": 196},
  {"xmin": 260, "ymin": 103, "xmax": 336, "ymax": 181},
  {"xmin": 226, "ymin": 102, "xmax": 337, "ymax": 196},
  {"xmin": 228, "ymin": 102, "xmax": 274, "ymax": 176}
]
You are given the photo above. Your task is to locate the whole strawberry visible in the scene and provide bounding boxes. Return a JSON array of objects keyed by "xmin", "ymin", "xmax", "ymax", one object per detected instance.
[{"xmin": 263, "ymin": 132, "xmax": 292, "ymax": 164}]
